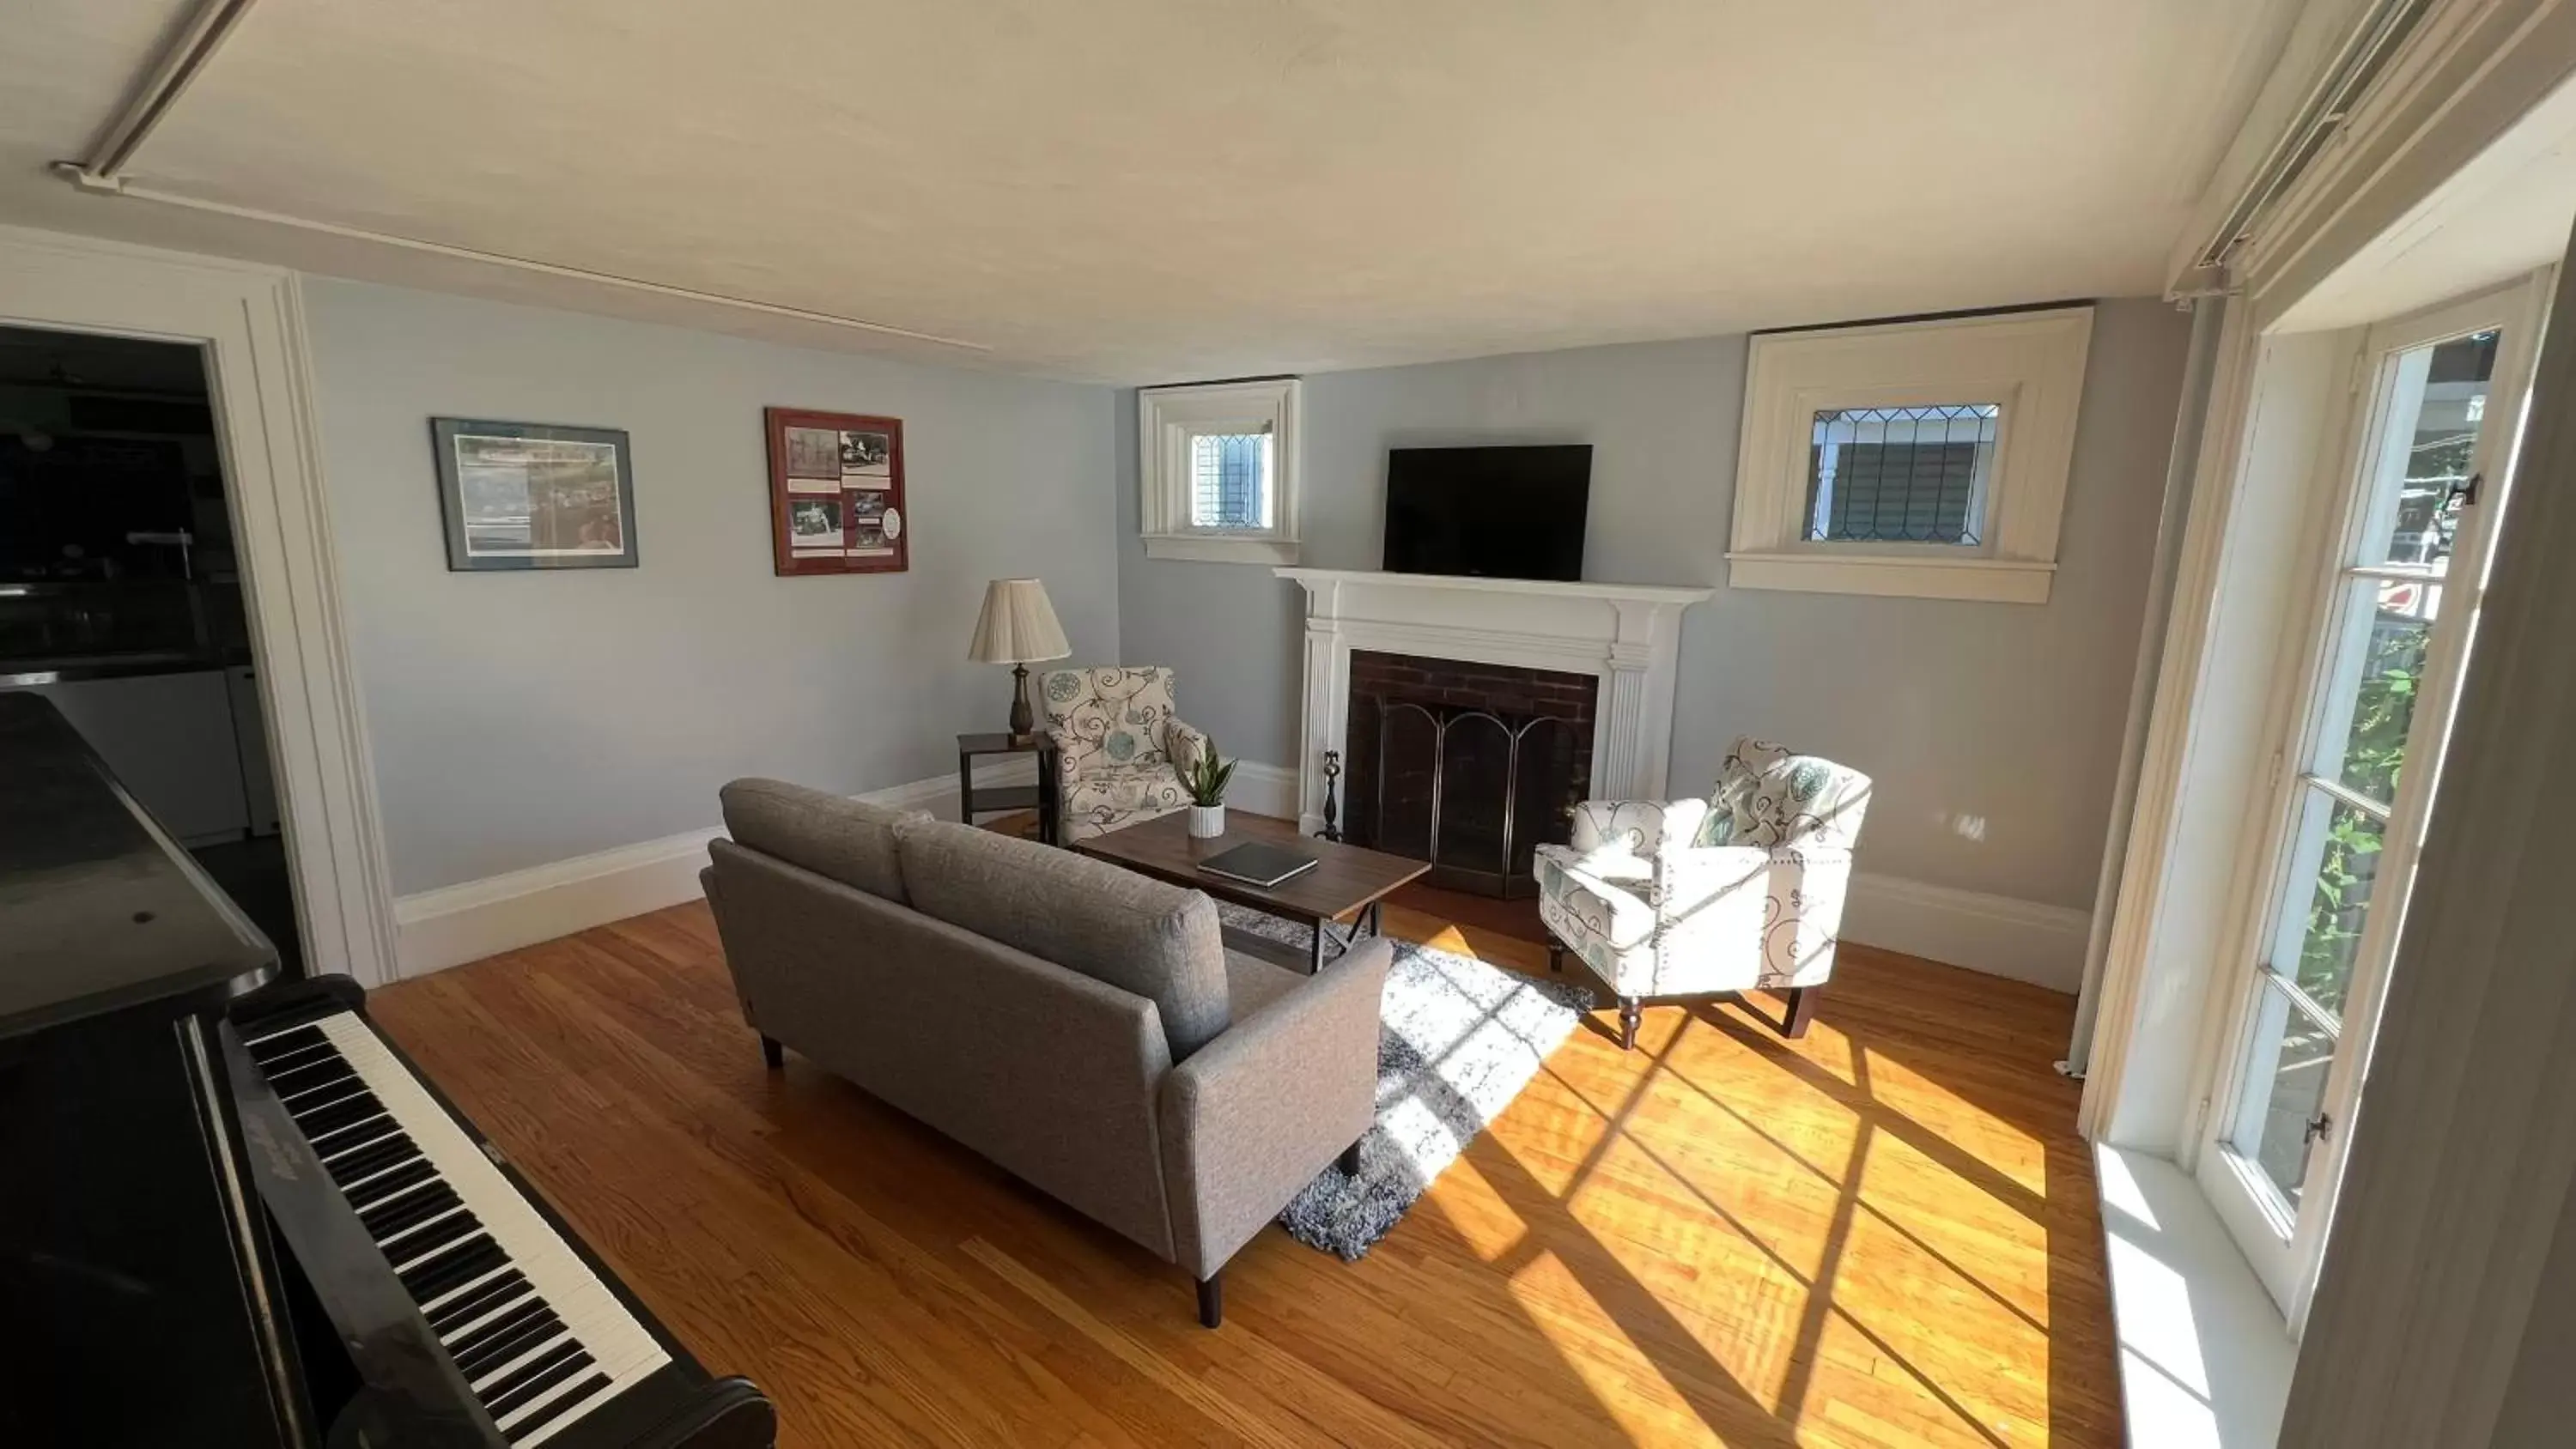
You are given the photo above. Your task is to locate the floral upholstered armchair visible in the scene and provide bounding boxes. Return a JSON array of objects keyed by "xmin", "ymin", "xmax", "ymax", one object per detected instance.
[
  {"xmin": 1534, "ymin": 737, "xmax": 1871, "ymax": 1049},
  {"xmin": 1038, "ymin": 666, "xmax": 1211, "ymax": 842}
]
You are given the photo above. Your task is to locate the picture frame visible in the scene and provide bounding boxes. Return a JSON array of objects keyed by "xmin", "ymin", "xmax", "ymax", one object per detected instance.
[
  {"xmin": 764, "ymin": 407, "xmax": 908, "ymax": 575},
  {"xmin": 429, "ymin": 417, "xmax": 638, "ymax": 572}
]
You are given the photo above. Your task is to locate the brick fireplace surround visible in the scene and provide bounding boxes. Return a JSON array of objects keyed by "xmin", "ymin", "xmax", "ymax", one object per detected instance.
[{"xmin": 1344, "ymin": 651, "xmax": 1601, "ymax": 895}]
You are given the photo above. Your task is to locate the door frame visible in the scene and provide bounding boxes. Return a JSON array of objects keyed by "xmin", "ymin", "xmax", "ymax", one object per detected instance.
[
  {"xmin": 0, "ymin": 223, "xmax": 397, "ymax": 987},
  {"xmin": 2190, "ymin": 270, "xmax": 2552, "ymax": 1325}
]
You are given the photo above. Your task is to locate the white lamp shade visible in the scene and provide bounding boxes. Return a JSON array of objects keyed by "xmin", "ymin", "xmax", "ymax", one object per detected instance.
[{"xmin": 967, "ymin": 578, "xmax": 1072, "ymax": 664}]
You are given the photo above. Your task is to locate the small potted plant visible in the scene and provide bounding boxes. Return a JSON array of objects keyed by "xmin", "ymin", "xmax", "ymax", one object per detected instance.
[{"xmin": 1183, "ymin": 743, "xmax": 1236, "ymax": 839}]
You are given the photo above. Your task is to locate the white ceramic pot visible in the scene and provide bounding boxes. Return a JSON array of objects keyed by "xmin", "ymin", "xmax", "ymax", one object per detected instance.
[{"xmin": 1188, "ymin": 803, "xmax": 1226, "ymax": 839}]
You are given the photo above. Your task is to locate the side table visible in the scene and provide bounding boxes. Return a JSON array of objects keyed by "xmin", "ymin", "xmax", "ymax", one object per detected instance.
[{"xmin": 957, "ymin": 731, "xmax": 1060, "ymax": 846}]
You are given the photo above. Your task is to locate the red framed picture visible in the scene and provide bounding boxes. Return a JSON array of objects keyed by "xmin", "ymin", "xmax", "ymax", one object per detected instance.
[{"xmin": 763, "ymin": 407, "xmax": 908, "ymax": 575}]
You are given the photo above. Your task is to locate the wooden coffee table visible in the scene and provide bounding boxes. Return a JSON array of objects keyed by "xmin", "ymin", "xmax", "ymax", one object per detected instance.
[{"xmin": 1073, "ymin": 811, "xmax": 1430, "ymax": 973}]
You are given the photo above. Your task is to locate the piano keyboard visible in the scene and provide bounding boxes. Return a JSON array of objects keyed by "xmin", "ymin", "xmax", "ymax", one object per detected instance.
[{"xmin": 246, "ymin": 1012, "xmax": 671, "ymax": 1446}]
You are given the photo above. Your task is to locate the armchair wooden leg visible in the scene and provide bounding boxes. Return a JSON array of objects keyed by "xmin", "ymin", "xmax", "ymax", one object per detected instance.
[
  {"xmin": 1338, "ymin": 1138, "xmax": 1364, "ymax": 1176},
  {"xmin": 1782, "ymin": 987, "xmax": 1820, "ymax": 1040},
  {"xmin": 1617, "ymin": 997, "xmax": 1641, "ymax": 1052},
  {"xmin": 1196, "ymin": 1272, "xmax": 1224, "ymax": 1329},
  {"xmin": 759, "ymin": 1034, "xmax": 784, "ymax": 1070}
]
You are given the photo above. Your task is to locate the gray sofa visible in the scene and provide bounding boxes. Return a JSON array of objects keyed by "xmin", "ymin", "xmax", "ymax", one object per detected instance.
[{"xmin": 699, "ymin": 778, "xmax": 1390, "ymax": 1326}]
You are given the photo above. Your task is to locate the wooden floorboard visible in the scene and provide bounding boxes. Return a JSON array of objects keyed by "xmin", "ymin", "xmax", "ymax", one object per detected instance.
[{"xmin": 370, "ymin": 880, "xmax": 2119, "ymax": 1447}]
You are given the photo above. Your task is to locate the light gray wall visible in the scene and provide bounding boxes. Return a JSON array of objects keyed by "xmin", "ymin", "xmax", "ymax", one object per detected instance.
[
  {"xmin": 305, "ymin": 279, "xmax": 1120, "ymax": 896},
  {"xmin": 1117, "ymin": 299, "xmax": 2190, "ymax": 910}
]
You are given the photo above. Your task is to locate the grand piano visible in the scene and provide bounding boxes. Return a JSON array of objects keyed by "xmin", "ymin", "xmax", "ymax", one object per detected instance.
[{"xmin": 0, "ymin": 693, "xmax": 775, "ymax": 1447}]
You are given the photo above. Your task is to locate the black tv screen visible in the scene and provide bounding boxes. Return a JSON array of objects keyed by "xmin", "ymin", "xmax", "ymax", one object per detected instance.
[{"xmin": 1382, "ymin": 445, "xmax": 1591, "ymax": 582}]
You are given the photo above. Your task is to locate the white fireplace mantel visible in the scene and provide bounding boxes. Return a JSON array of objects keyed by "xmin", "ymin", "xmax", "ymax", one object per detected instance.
[{"xmin": 1273, "ymin": 567, "xmax": 1713, "ymax": 834}]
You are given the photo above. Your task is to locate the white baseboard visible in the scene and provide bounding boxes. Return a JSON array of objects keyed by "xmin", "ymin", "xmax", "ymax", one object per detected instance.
[
  {"xmin": 1843, "ymin": 871, "xmax": 2091, "ymax": 993},
  {"xmin": 391, "ymin": 759, "xmax": 1034, "ymax": 978},
  {"xmin": 393, "ymin": 758, "xmax": 2089, "ymax": 996},
  {"xmin": 1225, "ymin": 759, "xmax": 1298, "ymax": 820}
]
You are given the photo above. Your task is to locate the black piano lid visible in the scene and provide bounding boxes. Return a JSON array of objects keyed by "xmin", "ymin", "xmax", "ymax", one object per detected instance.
[{"xmin": 0, "ymin": 692, "xmax": 277, "ymax": 1039}]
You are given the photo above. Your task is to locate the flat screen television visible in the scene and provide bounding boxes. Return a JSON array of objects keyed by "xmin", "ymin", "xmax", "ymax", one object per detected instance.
[{"xmin": 1382, "ymin": 445, "xmax": 1591, "ymax": 582}]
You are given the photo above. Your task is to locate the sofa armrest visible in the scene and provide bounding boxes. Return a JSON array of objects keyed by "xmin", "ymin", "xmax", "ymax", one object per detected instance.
[{"xmin": 1157, "ymin": 937, "xmax": 1392, "ymax": 1279}]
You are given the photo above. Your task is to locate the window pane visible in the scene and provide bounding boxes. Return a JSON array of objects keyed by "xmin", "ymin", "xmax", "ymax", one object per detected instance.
[
  {"xmin": 2269, "ymin": 789, "xmax": 2387, "ymax": 1018},
  {"xmin": 1188, "ymin": 432, "xmax": 1271, "ymax": 530},
  {"xmin": 2311, "ymin": 579, "xmax": 2441, "ymax": 804},
  {"xmin": 1805, "ymin": 404, "xmax": 1998, "ymax": 545},
  {"xmin": 2233, "ymin": 981, "xmax": 2337, "ymax": 1206},
  {"xmin": 2355, "ymin": 330, "xmax": 2495, "ymax": 572}
]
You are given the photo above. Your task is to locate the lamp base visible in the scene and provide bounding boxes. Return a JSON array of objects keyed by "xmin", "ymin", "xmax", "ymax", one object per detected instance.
[{"xmin": 1007, "ymin": 663, "xmax": 1034, "ymax": 741}]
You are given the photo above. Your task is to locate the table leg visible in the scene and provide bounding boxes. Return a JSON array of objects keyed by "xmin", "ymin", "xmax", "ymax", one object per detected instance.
[
  {"xmin": 1310, "ymin": 920, "xmax": 1325, "ymax": 975},
  {"xmin": 1365, "ymin": 900, "xmax": 1382, "ymax": 938},
  {"xmin": 957, "ymin": 751, "xmax": 973, "ymax": 827}
]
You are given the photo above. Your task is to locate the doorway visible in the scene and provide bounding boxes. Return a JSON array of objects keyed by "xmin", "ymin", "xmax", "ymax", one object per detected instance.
[
  {"xmin": 0, "ymin": 324, "xmax": 306, "ymax": 973},
  {"xmin": 0, "ymin": 226, "xmax": 395, "ymax": 987}
]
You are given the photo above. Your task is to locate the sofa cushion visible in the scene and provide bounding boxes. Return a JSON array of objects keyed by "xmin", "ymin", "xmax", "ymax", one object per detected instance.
[
  {"xmin": 896, "ymin": 819, "xmax": 1230, "ymax": 1058},
  {"xmin": 1223, "ymin": 949, "xmax": 1304, "ymax": 1020},
  {"xmin": 719, "ymin": 778, "xmax": 916, "ymax": 902}
]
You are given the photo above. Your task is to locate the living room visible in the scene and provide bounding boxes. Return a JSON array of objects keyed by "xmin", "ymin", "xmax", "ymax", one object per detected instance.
[{"xmin": 9, "ymin": 3, "xmax": 2576, "ymax": 1448}]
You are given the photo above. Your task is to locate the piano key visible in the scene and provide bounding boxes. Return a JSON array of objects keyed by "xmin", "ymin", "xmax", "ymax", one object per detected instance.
[
  {"xmin": 501, "ymin": 1371, "xmax": 611, "ymax": 1445},
  {"xmin": 382, "ymin": 1206, "xmax": 480, "ymax": 1269},
  {"xmin": 344, "ymin": 1155, "xmax": 437, "ymax": 1210},
  {"xmin": 290, "ymin": 1013, "xmax": 672, "ymax": 1444},
  {"xmin": 482, "ymin": 1341, "xmax": 592, "ymax": 1421},
  {"xmin": 245, "ymin": 1022, "xmax": 326, "ymax": 1063},
  {"xmin": 325, "ymin": 1132, "xmax": 416, "ymax": 1188},
  {"xmin": 424, "ymin": 1269, "xmax": 531, "ymax": 1337},
  {"xmin": 309, "ymin": 1112, "xmax": 398, "ymax": 1159},
  {"xmin": 267, "ymin": 1054, "xmax": 358, "ymax": 1100},
  {"xmin": 463, "ymin": 1321, "xmax": 570, "ymax": 1391},
  {"xmin": 450, "ymin": 1300, "xmax": 558, "ymax": 1377},
  {"xmin": 398, "ymin": 1233, "xmax": 507, "ymax": 1302},
  {"xmin": 295, "ymin": 1087, "xmax": 388, "ymax": 1139},
  {"xmin": 359, "ymin": 1179, "xmax": 459, "ymax": 1240}
]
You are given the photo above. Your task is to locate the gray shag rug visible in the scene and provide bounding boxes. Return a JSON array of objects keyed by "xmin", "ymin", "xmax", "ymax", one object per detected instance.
[{"xmin": 1217, "ymin": 903, "xmax": 1593, "ymax": 1259}]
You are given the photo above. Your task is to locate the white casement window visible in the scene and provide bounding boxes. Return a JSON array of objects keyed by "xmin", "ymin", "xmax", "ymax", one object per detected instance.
[
  {"xmin": 1728, "ymin": 306, "xmax": 2093, "ymax": 603},
  {"xmin": 2192, "ymin": 277, "xmax": 2548, "ymax": 1325},
  {"xmin": 1138, "ymin": 377, "xmax": 1301, "ymax": 563}
]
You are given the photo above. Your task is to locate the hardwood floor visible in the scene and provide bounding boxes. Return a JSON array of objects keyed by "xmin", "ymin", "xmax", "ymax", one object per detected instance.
[{"xmin": 370, "ymin": 884, "xmax": 2118, "ymax": 1447}]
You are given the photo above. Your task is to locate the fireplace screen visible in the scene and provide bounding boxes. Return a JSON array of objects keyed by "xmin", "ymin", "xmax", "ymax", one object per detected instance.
[{"xmin": 1345, "ymin": 652, "xmax": 1596, "ymax": 897}]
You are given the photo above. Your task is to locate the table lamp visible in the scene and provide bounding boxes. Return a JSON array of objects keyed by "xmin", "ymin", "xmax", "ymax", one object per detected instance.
[{"xmin": 967, "ymin": 577, "xmax": 1071, "ymax": 740}]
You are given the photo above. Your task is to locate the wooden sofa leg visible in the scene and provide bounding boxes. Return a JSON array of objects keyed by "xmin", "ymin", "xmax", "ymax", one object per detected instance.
[
  {"xmin": 1783, "ymin": 987, "xmax": 1820, "ymax": 1040},
  {"xmin": 1196, "ymin": 1272, "xmax": 1224, "ymax": 1330},
  {"xmin": 1547, "ymin": 942, "xmax": 1564, "ymax": 975},
  {"xmin": 1338, "ymin": 1138, "xmax": 1364, "ymax": 1176},
  {"xmin": 1618, "ymin": 997, "xmax": 1641, "ymax": 1052},
  {"xmin": 759, "ymin": 1034, "xmax": 784, "ymax": 1070}
]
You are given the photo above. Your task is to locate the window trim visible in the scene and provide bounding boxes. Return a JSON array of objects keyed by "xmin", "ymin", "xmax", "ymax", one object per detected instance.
[
  {"xmin": 1727, "ymin": 306, "xmax": 2094, "ymax": 603},
  {"xmin": 1138, "ymin": 377, "xmax": 1301, "ymax": 564}
]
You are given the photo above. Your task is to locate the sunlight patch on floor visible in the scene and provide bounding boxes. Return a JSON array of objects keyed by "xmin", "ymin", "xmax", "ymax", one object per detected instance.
[
  {"xmin": 1856, "ymin": 1048, "xmax": 2048, "ymax": 1198},
  {"xmin": 1507, "ymin": 1246, "xmax": 1732, "ymax": 1449}
]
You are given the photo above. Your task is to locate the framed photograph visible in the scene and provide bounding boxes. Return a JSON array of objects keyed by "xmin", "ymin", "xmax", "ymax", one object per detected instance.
[
  {"xmin": 430, "ymin": 418, "xmax": 637, "ymax": 572},
  {"xmin": 763, "ymin": 407, "xmax": 908, "ymax": 575}
]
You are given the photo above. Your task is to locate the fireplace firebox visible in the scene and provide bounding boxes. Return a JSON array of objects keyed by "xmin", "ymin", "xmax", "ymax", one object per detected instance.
[{"xmin": 1343, "ymin": 651, "xmax": 1598, "ymax": 898}]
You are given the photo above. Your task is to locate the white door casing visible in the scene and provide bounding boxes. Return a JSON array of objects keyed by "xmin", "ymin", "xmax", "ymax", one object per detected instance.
[{"xmin": 0, "ymin": 223, "xmax": 397, "ymax": 987}]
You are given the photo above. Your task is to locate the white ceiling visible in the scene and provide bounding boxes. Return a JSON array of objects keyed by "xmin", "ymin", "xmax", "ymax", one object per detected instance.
[{"xmin": 2, "ymin": 0, "xmax": 2305, "ymax": 382}]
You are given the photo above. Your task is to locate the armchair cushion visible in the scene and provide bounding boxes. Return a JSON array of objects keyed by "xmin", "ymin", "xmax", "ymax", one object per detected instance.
[
  {"xmin": 1061, "ymin": 761, "xmax": 1191, "ymax": 837},
  {"xmin": 1697, "ymin": 737, "xmax": 1873, "ymax": 850},
  {"xmin": 1042, "ymin": 666, "xmax": 1183, "ymax": 769}
]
